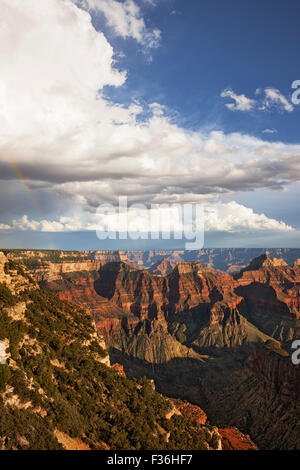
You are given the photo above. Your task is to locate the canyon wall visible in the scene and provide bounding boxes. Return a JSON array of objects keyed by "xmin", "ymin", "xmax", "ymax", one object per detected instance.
[
  {"xmin": 3, "ymin": 249, "xmax": 300, "ymax": 449},
  {"xmin": 6, "ymin": 248, "xmax": 300, "ymax": 275},
  {"xmin": 235, "ymin": 254, "xmax": 300, "ymax": 341},
  {"xmin": 245, "ymin": 340, "xmax": 300, "ymax": 404}
]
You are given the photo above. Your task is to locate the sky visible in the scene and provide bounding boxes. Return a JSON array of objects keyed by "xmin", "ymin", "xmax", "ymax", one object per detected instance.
[{"xmin": 0, "ymin": 0, "xmax": 299, "ymax": 250}]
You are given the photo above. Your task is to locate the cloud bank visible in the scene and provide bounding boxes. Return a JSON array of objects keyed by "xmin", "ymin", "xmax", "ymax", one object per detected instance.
[{"xmin": 5, "ymin": 201, "xmax": 293, "ymax": 233}]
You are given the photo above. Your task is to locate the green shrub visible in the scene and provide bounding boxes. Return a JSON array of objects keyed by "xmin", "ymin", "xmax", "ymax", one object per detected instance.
[{"xmin": 0, "ymin": 364, "xmax": 11, "ymax": 392}]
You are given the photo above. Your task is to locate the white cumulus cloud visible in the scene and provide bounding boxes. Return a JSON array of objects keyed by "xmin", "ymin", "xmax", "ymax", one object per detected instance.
[
  {"xmin": 1, "ymin": 201, "xmax": 294, "ymax": 234},
  {"xmin": 261, "ymin": 88, "xmax": 294, "ymax": 113},
  {"xmin": 205, "ymin": 201, "xmax": 293, "ymax": 233},
  {"xmin": 75, "ymin": 0, "xmax": 161, "ymax": 47},
  {"xmin": 262, "ymin": 128, "xmax": 277, "ymax": 134},
  {"xmin": 220, "ymin": 89, "xmax": 255, "ymax": 111},
  {"xmin": 222, "ymin": 87, "xmax": 294, "ymax": 114}
]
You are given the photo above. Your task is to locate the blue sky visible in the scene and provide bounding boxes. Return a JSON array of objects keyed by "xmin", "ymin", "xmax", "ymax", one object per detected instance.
[
  {"xmin": 0, "ymin": 0, "xmax": 299, "ymax": 249},
  {"xmin": 104, "ymin": 0, "xmax": 300, "ymax": 137}
]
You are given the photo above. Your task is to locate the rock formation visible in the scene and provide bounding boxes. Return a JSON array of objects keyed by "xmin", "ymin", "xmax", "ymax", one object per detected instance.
[
  {"xmin": 91, "ymin": 261, "xmax": 269, "ymax": 355},
  {"xmin": 6, "ymin": 248, "xmax": 300, "ymax": 276},
  {"xmin": 235, "ymin": 254, "xmax": 300, "ymax": 341},
  {"xmin": 0, "ymin": 252, "xmax": 9, "ymax": 284},
  {"xmin": 217, "ymin": 428, "xmax": 258, "ymax": 450},
  {"xmin": 0, "ymin": 252, "xmax": 258, "ymax": 451},
  {"xmin": 3, "ymin": 249, "xmax": 300, "ymax": 449},
  {"xmin": 245, "ymin": 340, "xmax": 300, "ymax": 405},
  {"xmin": 195, "ymin": 339, "xmax": 300, "ymax": 450}
]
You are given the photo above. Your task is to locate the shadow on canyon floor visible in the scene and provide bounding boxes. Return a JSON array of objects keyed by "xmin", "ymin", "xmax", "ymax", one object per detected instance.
[
  {"xmin": 109, "ymin": 346, "xmax": 300, "ymax": 450},
  {"xmin": 109, "ymin": 345, "xmax": 252, "ymax": 403}
]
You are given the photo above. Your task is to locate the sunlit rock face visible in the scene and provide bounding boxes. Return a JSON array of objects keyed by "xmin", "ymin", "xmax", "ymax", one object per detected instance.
[
  {"xmin": 235, "ymin": 255, "xmax": 300, "ymax": 341},
  {"xmin": 245, "ymin": 340, "xmax": 300, "ymax": 405},
  {"xmin": 0, "ymin": 252, "xmax": 8, "ymax": 283},
  {"xmin": 0, "ymin": 341, "xmax": 7, "ymax": 365}
]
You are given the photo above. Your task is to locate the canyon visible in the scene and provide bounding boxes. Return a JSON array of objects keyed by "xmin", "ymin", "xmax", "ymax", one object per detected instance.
[
  {"xmin": 3, "ymin": 248, "xmax": 300, "ymax": 449},
  {"xmin": 0, "ymin": 251, "xmax": 258, "ymax": 451},
  {"xmin": 5, "ymin": 247, "xmax": 300, "ymax": 277}
]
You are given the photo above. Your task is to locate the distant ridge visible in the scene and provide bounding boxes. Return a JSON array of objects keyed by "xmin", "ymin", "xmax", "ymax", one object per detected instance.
[{"xmin": 4, "ymin": 248, "xmax": 300, "ymax": 275}]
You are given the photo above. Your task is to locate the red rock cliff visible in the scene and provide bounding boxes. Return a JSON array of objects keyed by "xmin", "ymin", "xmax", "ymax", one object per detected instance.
[{"xmin": 245, "ymin": 340, "xmax": 300, "ymax": 405}]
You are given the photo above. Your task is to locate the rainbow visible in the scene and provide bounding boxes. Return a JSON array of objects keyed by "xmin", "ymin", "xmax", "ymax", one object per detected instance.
[
  {"xmin": 6, "ymin": 159, "xmax": 43, "ymax": 215},
  {"xmin": 1, "ymin": 156, "xmax": 57, "ymax": 250}
]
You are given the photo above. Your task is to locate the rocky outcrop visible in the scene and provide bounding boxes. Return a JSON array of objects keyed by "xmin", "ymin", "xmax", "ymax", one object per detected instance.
[
  {"xmin": 235, "ymin": 254, "xmax": 300, "ymax": 341},
  {"xmin": 53, "ymin": 430, "xmax": 91, "ymax": 451},
  {"xmin": 192, "ymin": 338, "xmax": 300, "ymax": 450},
  {"xmin": 245, "ymin": 340, "xmax": 300, "ymax": 405},
  {"xmin": 148, "ymin": 258, "xmax": 177, "ymax": 276},
  {"xmin": 5, "ymin": 302, "xmax": 27, "ymax": 321},
  {"xmin": 0, "ymin": 252, "xmax": 9, "ymax": 283},
  {"xmin": 32, "ymin": 260, "xmax": 102, "ymax": 282},
  {"xmin": 170, "ymin": 398, "xmax": 207, "ymax": 425},
  {"xmin": 236, "ymin": 254, "xmax": 299, "ymax": 291},
  {"xmin": 111, "ymin": 363, "xmax": 126, "ymax": 376},
  {"xmin": 90, "ymin": 250, "xmax": 122, "ymax": 263},
  {"xmin": 218, "ymin": 428, "xmax": 258, "ymax": 450},
  {"xmin": 241, "ymin": 254, "xmax": 288, "ymax": 270}
]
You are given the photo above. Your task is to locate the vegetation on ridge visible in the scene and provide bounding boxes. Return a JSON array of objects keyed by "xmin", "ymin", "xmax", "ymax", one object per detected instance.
[{"xmin": 0, "ymin": 259, "xmax": 220, "ymax": 450}]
